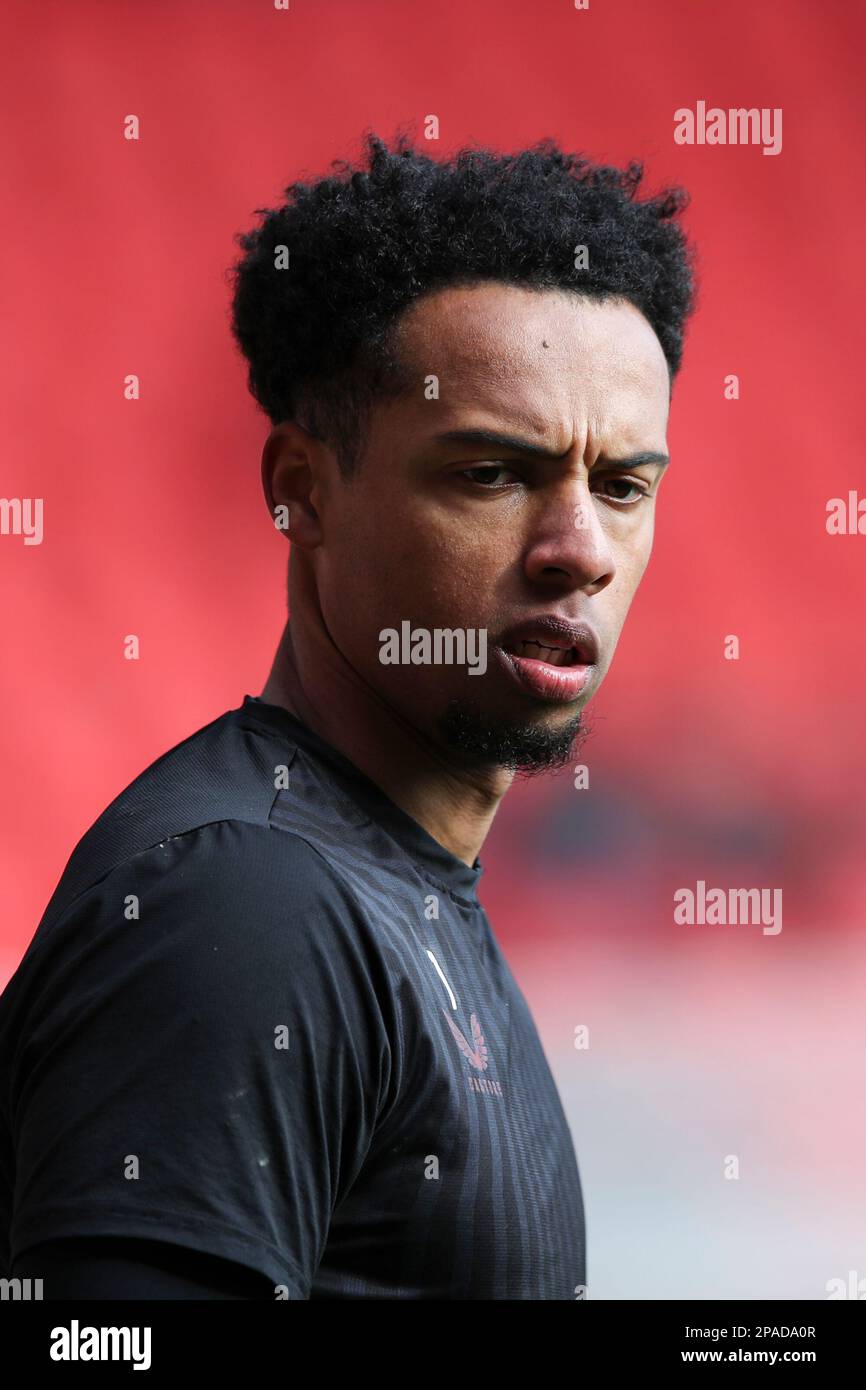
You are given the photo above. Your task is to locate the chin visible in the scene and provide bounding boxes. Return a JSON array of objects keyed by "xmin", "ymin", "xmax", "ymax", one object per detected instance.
[{"xmin": 436, "ymin": 696, "xmax": 593, "ymax": 775}]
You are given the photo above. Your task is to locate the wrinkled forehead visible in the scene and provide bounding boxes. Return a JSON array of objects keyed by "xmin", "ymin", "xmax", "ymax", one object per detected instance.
[{"xmin": 390, "ymin": 282, "xmax": 671, "ymax": 445}]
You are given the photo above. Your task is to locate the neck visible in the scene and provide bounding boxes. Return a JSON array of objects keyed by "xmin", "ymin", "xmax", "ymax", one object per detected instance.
[{"xmin": 260, "ymin": 618, "xmax": 512, "ymax": 869}]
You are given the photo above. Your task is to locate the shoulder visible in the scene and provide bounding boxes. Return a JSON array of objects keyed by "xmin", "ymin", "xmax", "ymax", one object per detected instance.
[
  {"xmin": 31, "ymin": 702, "xmax": 322, "ymax": 945},
  {"xmin": 32, "ymin": 817, "xmax": 379, "ymax": 984},
  {"xmin": 2, "ymin": 817, "xmax": 397, "ymax": 1118},
  {"xmin": 119, "ymin": 818, "xmax": 374, "ymax": 968},
  {"xmin": 1, "ymin": 815, "xmax": 395, "ymax": 1059}
]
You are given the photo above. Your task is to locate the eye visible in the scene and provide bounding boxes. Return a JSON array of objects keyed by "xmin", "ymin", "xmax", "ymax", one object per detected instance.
[
  {"xmin": 593, "ymin": 477, "xmax": 651, "ymax": 506},
  {"xmin": 460, "ymin": 464, "xmax": 522, "ymax": 487}
]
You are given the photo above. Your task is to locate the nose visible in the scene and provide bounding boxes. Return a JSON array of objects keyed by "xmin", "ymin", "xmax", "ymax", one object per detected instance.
[{"xmin": 523, "ymin": 482, "xmax": 616, "ymax": 594}]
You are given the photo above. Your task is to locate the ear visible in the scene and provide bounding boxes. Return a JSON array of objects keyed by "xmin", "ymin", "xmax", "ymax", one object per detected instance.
[{"xmin": 261, "ymin": 420, "xmax": 324, "ymax": 549}]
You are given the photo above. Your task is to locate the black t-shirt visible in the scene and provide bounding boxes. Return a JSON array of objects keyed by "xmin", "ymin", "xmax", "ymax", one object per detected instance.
[{"xmin": 0, "ymin": 696, "xmax": 586, "ymax": 1298}]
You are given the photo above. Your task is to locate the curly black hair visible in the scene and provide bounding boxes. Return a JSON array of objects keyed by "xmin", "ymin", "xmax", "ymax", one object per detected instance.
[{"xmin": 228, "ymin": 127, "xmax": 697, "ymax": 477}]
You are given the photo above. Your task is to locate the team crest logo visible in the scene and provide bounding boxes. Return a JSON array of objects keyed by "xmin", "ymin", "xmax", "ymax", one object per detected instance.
[{"xmin": 442, "ymin": 1009, "xmax": 489, "ymax": 1071}]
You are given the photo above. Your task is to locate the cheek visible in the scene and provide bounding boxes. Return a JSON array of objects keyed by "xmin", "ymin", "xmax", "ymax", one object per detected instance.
[
  {"xmin": 630, "ymin": 535, "xmax": 654, "ymax": 586},
  {"xmin": 364, "ymin": 508, "xmax": 494, "ymax": 601},
  {"xmin": 608, "ymin": 531, "xmax": 654, "ymax": 625},
  {"xmin": 619, "ymin": 506, "xmax": 655, "ymax": 574},
  {"xmin": 316, "ymin": 520, "xmax": 468, "ymax": 649}
]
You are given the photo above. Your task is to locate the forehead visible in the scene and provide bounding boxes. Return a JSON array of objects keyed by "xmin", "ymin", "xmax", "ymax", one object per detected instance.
[{"xmin": 390, "ymin": 281, "xmax": 670, "ymax": 443}]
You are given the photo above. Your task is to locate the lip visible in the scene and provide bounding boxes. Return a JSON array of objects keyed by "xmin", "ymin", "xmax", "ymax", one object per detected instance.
[
  {"xmin": 494, "ymin": 615, "xmax": 599, "ymax": 703},
  {"xmin": 494, "ymin": 646, "xmax": 594, "ymax": 701}
]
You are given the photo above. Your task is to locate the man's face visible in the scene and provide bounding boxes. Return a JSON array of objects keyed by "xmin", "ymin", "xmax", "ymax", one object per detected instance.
[{"xmin": 310, "ymin": 282, "xmax": 671, "ymax": 773}]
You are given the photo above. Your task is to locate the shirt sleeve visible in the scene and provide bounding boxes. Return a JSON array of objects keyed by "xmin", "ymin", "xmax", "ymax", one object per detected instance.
[{"xmin": 6, "ymin": 820, "xmax": 397, "ymax": 1296}]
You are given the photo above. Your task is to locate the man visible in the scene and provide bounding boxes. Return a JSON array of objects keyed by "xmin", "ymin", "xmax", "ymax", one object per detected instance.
[{"xmin": 0, "ymin": 131, "xmax": 695, "ymax": 1298}]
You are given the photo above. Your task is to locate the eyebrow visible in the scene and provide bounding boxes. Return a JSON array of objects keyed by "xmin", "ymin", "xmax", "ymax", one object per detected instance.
[{"xmin": 432, "ymin": 428, "xmax": 669, "ymax": 469}]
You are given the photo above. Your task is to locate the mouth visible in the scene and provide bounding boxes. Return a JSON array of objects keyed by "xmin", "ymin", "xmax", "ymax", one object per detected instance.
[
  {"xmin": 494, "ymin": 622, "xmax": 598, "ymax": 703},
  {"xmin": 505, "ymin": 638, "xmax": 582, "ymax": 667}
]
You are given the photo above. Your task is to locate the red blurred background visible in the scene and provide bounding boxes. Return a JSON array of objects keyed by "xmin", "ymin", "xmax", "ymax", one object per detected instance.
[{"xmin": 1, "ymin": 0, "xmax": 864, "ymax": 1298}]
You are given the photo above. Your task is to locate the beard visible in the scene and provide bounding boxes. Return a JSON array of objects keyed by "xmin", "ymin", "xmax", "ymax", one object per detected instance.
[{"xmin": 437, "ymin": 696, "xmax": 593, "ymax": 776}]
